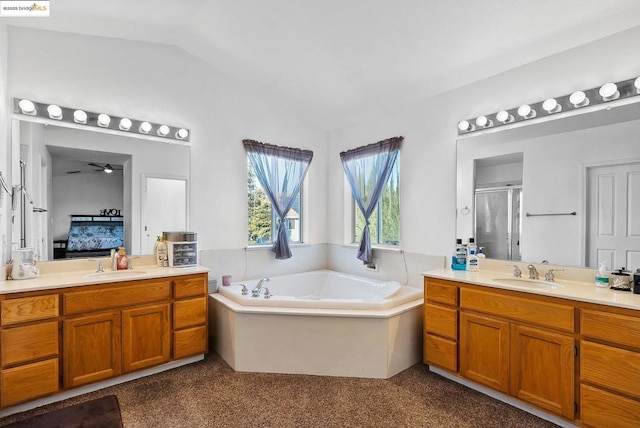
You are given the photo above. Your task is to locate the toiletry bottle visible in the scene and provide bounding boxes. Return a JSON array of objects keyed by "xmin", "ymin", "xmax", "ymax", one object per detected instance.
[
  {"xmin": 467, "ymin": 246, "xmax": 479, "ymax": 271},
  {"xmin": 111, "ymin": 248, "xmax": 118, "ymax": 271},
  {"xmin": 468, "ymin": 238, "xmax": 476, "ymax": 256},
  {"xmin": 117, "ymin": 247, "xmax": 129, "ymax": 270},
  {"xmin": 451, "ymin": 239, "xmax": 467, "ymax": 271},
  {"xmin": 476, "ymin": 247, "xmax": 485, "ymax": 270},
  {"xmin": 156, "ymin": 237, "xmax": 168, "ymax": 267},
  {"xmin": 153, "ymin": 236, "xmax": 161, "ymax": 258},
  {"xmin": 595, "ymin": 261, "xmax": 609, "ymax": 288}
]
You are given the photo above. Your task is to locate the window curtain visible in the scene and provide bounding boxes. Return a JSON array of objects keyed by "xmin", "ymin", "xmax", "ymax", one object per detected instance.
[
  {"xmin": 243, "ymin": 139, "xmax": 313, "ymax": 259},
  {"xmin": 340, "ymin": 136, "xmax": 402, "ymax": 264}
]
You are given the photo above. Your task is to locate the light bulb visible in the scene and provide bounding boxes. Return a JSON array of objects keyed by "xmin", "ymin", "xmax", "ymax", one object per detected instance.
[
  {"xmin": 18, "ymin": 99, "xmax": 36, "ymax": 115},
  {"xmin": 73, "ymin": 110, "xmax": 87, "ymax": 124},
  {"xmin": 104, "ymin": 164, "xmax": 113, "ymax": 174},
  {"xmin": 517, "ymin": 104, "xmax": 535, "ymax": 119},
  {"xmin": 475, "ymin": 116, "xmax": 492, "ymax": 128},
  {"xmin": 119, "ymin": 118, "xmax": 132, "ymax": 131},
  {"xmin": 458, "ymin": 120, "xmax": 473, "ymax": 132},
  {"xmin": 599, "ymin": 82, "xmax": 619, "ymax": 101},
  {"xmin": 139, "ymin": 121, "xmax": 152, "ymax": 134},
  {"xmin": 496, "ymin": 110, "xmax": 513, "ymax": 124},
  {"xmin": 157, "ymin": 124, "xmax": 170, "ymax": 136},
  {"xmin": 97, "ymin": 113, "xmax": 111, "ymax": 127},
  {"xmin": 47, "ymin": 104, "xmax": 63, "ymax": 120},
  {"xmin": 176, "ymin": 128, "xmax": 189, "ymax": 140},
  {"xmin": 542, "ymin": 98, "xmax": 561, "ymax": 114},
  {"xmin": 569, "ymin": 91, "xmax": 589, "ymax": 107}
]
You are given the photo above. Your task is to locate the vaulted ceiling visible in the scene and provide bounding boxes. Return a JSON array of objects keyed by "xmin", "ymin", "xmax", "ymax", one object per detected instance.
[{"xmin": 10, "ymin": 0, "xmax": 640, "ymax": 128}]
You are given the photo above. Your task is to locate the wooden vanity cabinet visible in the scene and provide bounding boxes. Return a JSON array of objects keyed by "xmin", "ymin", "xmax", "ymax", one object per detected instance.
[
  {"xmin": 0, "ymin": 272, "xmax": 208, "ymax": 409},
  {"xmin": 62, "ymin": 278, "xmax": 172, "ymax": 388},
  {"xmin": 579, "ymin": 308, "xmax": 640, "ymax": 428},
  {"xmin": 425, "ymin": 277, "xmax": 576, "ymax": 421},
  {"xmin": 0, "ymin": 293, "xmax": 60, "ymax": 407},
  {"xmin": 172, "ymin": 275, "xmax": 208, "ymax": 359},
  {"xmin": 423, "ymin": 279, "xmax": 459, "ymax": 372}
]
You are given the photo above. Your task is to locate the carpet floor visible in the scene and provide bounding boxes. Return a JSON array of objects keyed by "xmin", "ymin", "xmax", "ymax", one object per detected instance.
[{"xmin": 0, "ymin": 352, "xmax": 558, "ymax": 427}]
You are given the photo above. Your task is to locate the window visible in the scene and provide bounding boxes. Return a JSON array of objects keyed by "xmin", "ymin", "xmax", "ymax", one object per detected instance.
[
  {"xmin": 352, "ymin": 158, "xmax": 400, "ymax": 246},
  {"xmin": 247, "ymin": 159, "xmax": 303, "ymax": 245}
]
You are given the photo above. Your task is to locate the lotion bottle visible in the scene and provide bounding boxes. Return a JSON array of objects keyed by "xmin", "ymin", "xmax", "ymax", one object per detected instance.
[
  {"xmin": 156, "ymin": 237, "xmax": 168, "ymax": 267},
  {"xmin": 467, "ymin": 246, "xmax": 479, "ymax": 271}
]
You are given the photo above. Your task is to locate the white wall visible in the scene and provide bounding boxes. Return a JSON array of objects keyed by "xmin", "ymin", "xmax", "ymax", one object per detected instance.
[
  {"xmin": 7, "ymin": 27, "xmax": 329, "ymax": 258},
  {"xmin": 327, "ymin": 25, "xmax": 640, "ymax": 264}
]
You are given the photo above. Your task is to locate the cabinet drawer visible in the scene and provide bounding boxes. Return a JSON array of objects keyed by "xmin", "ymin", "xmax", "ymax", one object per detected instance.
[
  {"xmin": 63, "ymin": 280, "xmax": 171, "ymax": 315},
  {"xmin": 424, "ymin": 333, "xmax": 457, "ymax": 372},
  {"xmin": 1, "ymin": 358, "xmax": 59, "ymax": 408},
  {"xmin": 460, "ymin": 288, "xmax": 574, "ymax": 332},
  {"xmin": 173, "ymin": 325, "xmax": 207, "ymax": 359},
  {"xmin": 425, "ymin": 303, "xmax": 457, "ymax": 340},
  {"xmin": 173, "ymin": 274, "xmax": 207, "ymax": 299},
  {"xmin": 581, "ymin": 309, "xmax": 640, "ymax": 349},
  {"xmin": 173, "ymin": 297, "xmax": 207, "ymax": 330},
  {"xmin": 581, "ymin": 384, "xmax": 640, "ymax": 428},
  {"xmin": 1, "ymin": 295, "xmax": 59, "ymax": 326},
  {"xmin": 1, "ymin": 320, "xmax": 59, "ymax": 367},
  {"xmin": 581, "ymin": 340, "xmax": 640, "ymax": 399},
  {"xmin": 425, "ymin": 278, "xmax": 458, "ymax": 306}
]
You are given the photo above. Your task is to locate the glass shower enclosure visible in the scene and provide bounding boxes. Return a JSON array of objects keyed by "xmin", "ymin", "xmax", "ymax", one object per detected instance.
[{"xmin": 474, "ymin": 186, "xmax": 522, "ymax": 261}]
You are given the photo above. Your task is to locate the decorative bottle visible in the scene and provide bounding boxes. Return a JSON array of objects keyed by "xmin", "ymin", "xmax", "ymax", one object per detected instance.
[{"xmin": 117, "ymin": 247, "xmax": 129, "ymax": 270}]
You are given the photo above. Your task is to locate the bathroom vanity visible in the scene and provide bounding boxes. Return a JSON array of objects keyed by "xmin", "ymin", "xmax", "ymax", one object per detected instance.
[
  {"xmin": 0, "ymin": 266, "xmax": 208, "ymax": 412},
  {"xmin": 423, "ymin": 268, "xmax": 640, "ymax": 428}
]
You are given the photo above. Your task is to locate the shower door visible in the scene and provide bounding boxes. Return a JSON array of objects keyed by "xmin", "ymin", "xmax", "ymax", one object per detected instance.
[{"xmin": 475, "ymin": 187, "xmax": 522, "ymax": 260}]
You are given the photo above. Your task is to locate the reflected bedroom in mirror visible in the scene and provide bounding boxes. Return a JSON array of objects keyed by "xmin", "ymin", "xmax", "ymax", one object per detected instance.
[
  {"xmin": 457, "ymin": 96, "xmax": 640, "ymax": 270},
  {"xmin": 11, "ymin": 114, "xmax": 191, "ymax": 262}
]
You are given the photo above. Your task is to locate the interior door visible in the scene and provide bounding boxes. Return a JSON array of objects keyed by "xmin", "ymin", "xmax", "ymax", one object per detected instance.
[
  {"xmin": 587, "ymin": 161, "xmax": 640, "ymax": 269},
  {"xmin": 142, "ymin": 176, "xmax": 188, "ymax": 254}
]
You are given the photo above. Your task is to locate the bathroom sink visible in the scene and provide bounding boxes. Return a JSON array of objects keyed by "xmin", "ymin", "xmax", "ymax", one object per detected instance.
[
  {"xmin": 491, "ymin": 277, "xmax": 563, "ymax": 289},
  {"xmin": 84, "ymin": 270, "xmax": 147, "ymax": 280}
]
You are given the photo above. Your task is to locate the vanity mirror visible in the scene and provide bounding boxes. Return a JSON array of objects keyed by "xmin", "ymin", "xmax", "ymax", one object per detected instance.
[
  {"xmin": 457, "ymin": 96, "xmax": 640, "ymax": 270},
  {"xmin": 10, "ymin": 116, "xmax": 191, "ymax": 262}
]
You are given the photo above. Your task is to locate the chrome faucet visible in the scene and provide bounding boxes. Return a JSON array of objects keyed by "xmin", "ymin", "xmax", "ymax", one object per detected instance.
[
  {"xmin": 91, "ymin": 259, "xmax": 105, "ymax": 273},
  {"xmin": 252, "ymin": 277, "xmax": 270, "ymax": 297},
  {"xmin": 509, "ymin": 265, "xmax": 522, "ymax": 278},
  {"xmin": 527, "ymin": 264, "xmax": 539, "ymax": 280},
  {"xmin": 544, "ymin": 269, "xmax": 564, "ymax": 282}
]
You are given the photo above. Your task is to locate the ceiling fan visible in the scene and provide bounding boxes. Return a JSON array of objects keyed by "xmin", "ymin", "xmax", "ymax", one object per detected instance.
[{"xmin": 88, "ymin": 162, "xmax": 123, "ymax": 173}]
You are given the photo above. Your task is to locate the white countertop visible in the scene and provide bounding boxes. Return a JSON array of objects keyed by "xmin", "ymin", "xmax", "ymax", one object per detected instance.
[
  {"xmin": 423, "ymin": 268, "xmax": 640, "ymax": 311},
  {"xmin": 0, "ymin": 264, "xmax": 210, "ymax": 295}
]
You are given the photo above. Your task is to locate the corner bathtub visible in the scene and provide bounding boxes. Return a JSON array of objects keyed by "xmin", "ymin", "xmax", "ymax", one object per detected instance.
[{"xmin": 211, "ymin": 270, "xmax": 424, "ymax": 379}]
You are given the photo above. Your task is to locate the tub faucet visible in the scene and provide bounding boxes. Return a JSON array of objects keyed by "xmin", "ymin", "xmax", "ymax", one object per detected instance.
[
  {"xmin": 252, "ymin": 277, "xmax": 270, "ymax": 297},
  {"xmin": 527, "ymin": 264, "xmax": 539, "ymax": 280}
]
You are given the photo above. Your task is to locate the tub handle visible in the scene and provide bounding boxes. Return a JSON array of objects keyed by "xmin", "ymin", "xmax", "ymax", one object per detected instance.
[
  {"xmin": 263, "ymin": 287, "xmax": 272, "ymax": 299},
  {"xmin": 239, "ymin": 284, "xmax": 248, "ymax": 295}
]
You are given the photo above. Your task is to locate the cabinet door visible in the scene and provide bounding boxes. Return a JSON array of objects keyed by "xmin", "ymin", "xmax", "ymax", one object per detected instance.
[
  {"xmin": 510, "ymin": 324, "xmax": 574, "ymax": 419},
  {"xmin": 459, "ymin": 312, "xmax": 509, "ymax": 393},
  {"xmin": 63, "ymin": 311, "xmax": 121, "ymax": 389},
  {"xmin": 122, "ymin": 303, "xmax": 171, "ymax": 373}
]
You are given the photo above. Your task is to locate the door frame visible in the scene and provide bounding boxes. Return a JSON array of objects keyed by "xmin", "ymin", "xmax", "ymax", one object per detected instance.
[{"xmin": 582, "ymin": 157, "xmax": 640, "ymax": 267}]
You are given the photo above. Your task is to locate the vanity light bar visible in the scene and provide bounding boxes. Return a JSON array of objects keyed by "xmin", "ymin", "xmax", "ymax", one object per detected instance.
[
  {"xmin": 457, "ymin": 75, "xmax": 640, "ymax": 135},
  {"xmin": 12, "ymin": 99, "xmax": 190, "ymax": 143}
]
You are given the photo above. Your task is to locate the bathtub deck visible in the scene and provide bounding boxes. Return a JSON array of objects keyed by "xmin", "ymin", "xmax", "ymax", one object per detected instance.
[{"xmin": 210, "ymin": 293, "xmax": 423, "ymax": 379}]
